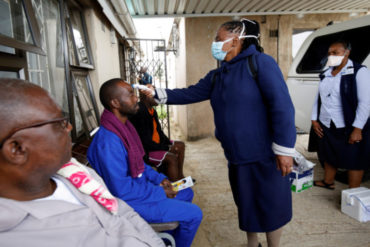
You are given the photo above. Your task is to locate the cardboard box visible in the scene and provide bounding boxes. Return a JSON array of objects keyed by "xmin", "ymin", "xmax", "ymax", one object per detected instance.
[
  {"xmin": 289, "ymin": 167, "xmax": 313, "ymax": 193},
  {"xmin": 341, "ymin": 187, "xmax": 370, "ymax": 222}
]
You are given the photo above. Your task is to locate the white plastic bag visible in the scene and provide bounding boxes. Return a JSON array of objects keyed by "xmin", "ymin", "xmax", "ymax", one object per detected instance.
[{"xmin": 293, "ymin": 151, "xmax": 315, "ymax": 172}]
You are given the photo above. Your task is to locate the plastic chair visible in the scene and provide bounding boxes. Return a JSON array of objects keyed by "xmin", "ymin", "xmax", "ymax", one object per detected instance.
[{"xmin": 150, "ymin": 221, "xmax": 179, "ymax": 247}]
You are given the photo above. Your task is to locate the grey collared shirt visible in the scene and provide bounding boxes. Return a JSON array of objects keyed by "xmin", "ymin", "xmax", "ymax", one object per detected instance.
[{"xmin": 0, "ymin": 168, "xmax": 164, "ymax": 247}]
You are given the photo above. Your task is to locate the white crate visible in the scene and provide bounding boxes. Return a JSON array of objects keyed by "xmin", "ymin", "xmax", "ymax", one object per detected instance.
[{"xmin": 341, "ymin": 187, "xmax": 370, "ymax": 222}]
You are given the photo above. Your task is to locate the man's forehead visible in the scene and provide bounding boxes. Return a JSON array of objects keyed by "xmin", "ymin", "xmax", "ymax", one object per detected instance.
[
  {"xmin": 116, "ymin": 82, "xmax": 133, "ymax": 94},
  {"xmin": 23, "ymin": 90, "xmax": 61, "ymax": 117},
  {"xmin": 1, "ymin": 89, "xmax": 61, "ymax": 133},
  {"xmin": 329, "ymin": 43, "xmax": 346, "ymax": 50}
]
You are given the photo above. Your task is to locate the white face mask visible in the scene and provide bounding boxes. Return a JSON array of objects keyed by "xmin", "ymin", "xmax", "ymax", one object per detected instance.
[{"xmin": 326, "ymin": 55, "xmax": 345, "ymax": 67}]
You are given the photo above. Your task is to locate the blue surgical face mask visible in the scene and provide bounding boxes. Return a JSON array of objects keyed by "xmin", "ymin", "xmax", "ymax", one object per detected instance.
[
  {"xmin": 211, "ymin": 38, "xmax": 233, "ymax": 61},
  {"xmin": 211, "ymin": 21, "xmax": 259, "ymax": 61}
]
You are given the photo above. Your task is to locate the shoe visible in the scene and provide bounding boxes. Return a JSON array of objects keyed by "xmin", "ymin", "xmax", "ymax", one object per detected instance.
[
  {"xmin": 313, "ymin": 180, "xmax": 335, "ymax": 190},
  {"xmin": 192, "ymin": 178, "xmax": 196, "ymax": 185},
  {"xmin": 258, "ymin": 243, "xmax": 262, "ymax": 247}
]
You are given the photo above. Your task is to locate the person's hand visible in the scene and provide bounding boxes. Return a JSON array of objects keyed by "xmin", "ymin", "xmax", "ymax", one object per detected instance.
[
  {"xmin": 146, "ymin": 84, "xmax": 155, "ymax": 91},
  {"xmin": 160, "ymin": 178, "xmax": 172, "ymax": 188},
  {"xmin": 169, "ymin": 144, "xmax": 179, "ymax": 154},
  {"xmin": 160, "ymin": 179, "xmax": 177, "ymax": 198},
  {"xmin": 312, "ymin": 120, "xmax": 323, "ymax": 138},
  {"xmin": 276, "ymin": 155, "xmax": 293, "ymax": 176},
  {"xmin": 348, "ymin": 127, "xmax": 362, "ymax": 144},
  {"xmin": 139, "ymin": 84, "xmax": 155, "ymax": 97},
  {"xmin": 163, "ymin": 186, "xmax": 177, "ymax": 198}
]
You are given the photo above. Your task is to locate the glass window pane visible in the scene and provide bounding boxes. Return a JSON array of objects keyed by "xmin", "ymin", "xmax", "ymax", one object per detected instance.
[
  {"xmin": 28, "ymin": 0, "xmax": 68, "ymax": 115},
  {"xmin": 0, "ymin": 44, "xmax": 15, "ymax": 54},
  {"xmin": 30, "ymin": 0, "xmax": 46, "ymax": 51},
  {"xmin": 0, "ymin": 70, "xmax": 18, "ymax": 78},
  {"xmin": 65, "ymin": 13, "xmax": 78, "ymax": 66},
  {"xmin": 74, "ymin": 96, "xmax": 84, "ymax": 137},
  {"xmin": 73, "ymin": 73, "xmax": 98, "ymax": 134},
  {"xmin": 0, "ymin": 0, "xmax": 34, "ymax": 44},
  {"xmin": 296, "ymin": 25, "xmax": 370, "ymax": 74},
  {"xmin": 67, "ymin": 8, "xmax": 91, "ymax": 66}
]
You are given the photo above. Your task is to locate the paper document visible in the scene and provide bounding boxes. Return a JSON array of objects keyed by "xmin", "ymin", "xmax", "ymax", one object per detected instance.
[{"xmin": 171, "ymin": 176, "xmax": 194, "ymax": 191}]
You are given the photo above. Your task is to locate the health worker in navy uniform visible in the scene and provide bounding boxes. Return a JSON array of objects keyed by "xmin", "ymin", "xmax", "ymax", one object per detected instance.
[
  {"xmin": 311, "ymin": 41, "xmax": 370, "ymax": 190},
  {"xmin": 144, "ymin": 19, "xmax": 296, "ymax": 247}
]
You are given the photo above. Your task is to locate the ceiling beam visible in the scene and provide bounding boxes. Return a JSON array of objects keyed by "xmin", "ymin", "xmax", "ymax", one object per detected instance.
[
  {"xmin": 167, "ymin": 0, "xmax": 177, "ymax": 14},
  {"xmin": 146, "ymin": 0, "xmax": 155, "ymax": 15},
  {"xmin": 131, "ymin": 9, "xmax": 368, "ymax": 18},
  {"xmin": 213, "ymin": 0, "xmax": 231, "ymax": 13},
  {"xmin": 223, "ymin": 0, "xmax": 243, "ymax": 13},
  {"xmin": 250, "ymin": 0, "xmax": 274, "ymax": 12},
  {"xmin": 176, "ymin": 0, "xmax": 187, "ymax": 14},
  {"xmin": 185, "ymin": 0, "xmax": 198, "ymax": 13},
  {"xmin": 195, "ymin": 0, "xmax": 210, "ymax": 14},
  {"xmin": 157, "ymin": 0, "xmax": 165, "ymax": 15},
  {"xmin": 260, "ymin": 0, "xmax": 291, "ymax": 12},
  {"xmin": 203, "ymin": 0, "xmax": 220, "ymax": 13}
]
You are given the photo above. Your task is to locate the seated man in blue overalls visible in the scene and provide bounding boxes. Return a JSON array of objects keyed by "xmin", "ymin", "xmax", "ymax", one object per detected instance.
[{"xmin": 87, "ymin": 78, "xmax": 202, "ymax": 247}]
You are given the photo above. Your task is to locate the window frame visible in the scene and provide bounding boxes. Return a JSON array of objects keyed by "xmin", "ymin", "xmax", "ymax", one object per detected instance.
[
  {"xmin": 0, "ymin": 0, "xmax": 100, "ymax": 145},
  {"xmin": 65, "ymin": 1, "xmax": 94, "ymax": 69},
  {"xmin": 71, "ymin": 69, "xmax": 99, "ymax": 139},
  {"xmin": 0, "ymin": 0, "xmax": 45, "ymax": 55},
  {"xmin": 0, "ymin": 50, "xmax": 28, "ymax": 79}
]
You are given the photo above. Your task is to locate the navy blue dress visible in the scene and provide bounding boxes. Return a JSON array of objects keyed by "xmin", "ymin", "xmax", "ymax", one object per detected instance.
[{"xmin": 159, "ymin": 45, "xmax": 296, "ymax": 232}]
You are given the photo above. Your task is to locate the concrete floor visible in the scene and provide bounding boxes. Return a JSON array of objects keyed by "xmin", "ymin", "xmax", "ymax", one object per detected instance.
[{"xmin": 177, "ymin": 133, "xmax": 370, "ymax": 247}]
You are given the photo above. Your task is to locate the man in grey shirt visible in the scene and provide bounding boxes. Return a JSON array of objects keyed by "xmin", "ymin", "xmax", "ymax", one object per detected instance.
[{"xmin": 0, "ymin": 78, "xmax": 164, "ymax": 247}]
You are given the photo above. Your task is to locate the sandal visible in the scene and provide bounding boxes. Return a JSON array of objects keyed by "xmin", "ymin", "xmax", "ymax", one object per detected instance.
[{"xmin": 313, "ymin": 180, "xmax": 335, "ymax": 190}]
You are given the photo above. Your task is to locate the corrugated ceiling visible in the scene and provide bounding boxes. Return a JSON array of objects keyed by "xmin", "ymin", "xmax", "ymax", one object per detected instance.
[{"xmin": 124, "ymin": 0, "xmax": 370, "ymax": 17}]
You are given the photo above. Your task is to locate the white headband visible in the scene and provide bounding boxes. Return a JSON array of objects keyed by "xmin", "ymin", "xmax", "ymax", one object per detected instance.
[{"xmin": 238, "ymin": 19, "xmax": 260, "ymax": 41}]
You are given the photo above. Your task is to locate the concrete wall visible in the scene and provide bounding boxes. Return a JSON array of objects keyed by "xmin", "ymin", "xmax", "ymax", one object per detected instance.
[
  {"xmin": 84, "ymin": 9, "xmax": 121, "ymax": 113},
  {"xmin": 184, "ymin": 17, "xmax": 231, "ymax": 140},
  {"xmin": 172, "ymin": 18, "xmax": 189, "ymax": 138},
  {"xmin": 173, "ymin": 13, "xmax": 365, "ymax": 140}
]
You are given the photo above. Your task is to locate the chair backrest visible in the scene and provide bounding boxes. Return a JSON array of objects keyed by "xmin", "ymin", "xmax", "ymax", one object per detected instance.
[
  {"xmin": 150, "ymin": 222, "xmax": 179, "ymax": 247},
  {"xmin": 149, "ymin": 221, "xmax": 179, "ymax": 232}
]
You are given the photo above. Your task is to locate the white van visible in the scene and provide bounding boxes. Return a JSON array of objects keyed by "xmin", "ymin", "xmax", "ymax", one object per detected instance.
[{"xmin": 287, "ymin": 15, "xmax": 370, "ymax": 133}]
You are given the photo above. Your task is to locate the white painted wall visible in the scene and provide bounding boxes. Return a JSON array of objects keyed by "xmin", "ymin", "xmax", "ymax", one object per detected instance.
[
  {"xmin": 84, "ymin": 9, "xmax": 121, "ymax": 112},
  {"xmin": 171, "ymin": 18, "xmax": 188, "ymax": 138}
]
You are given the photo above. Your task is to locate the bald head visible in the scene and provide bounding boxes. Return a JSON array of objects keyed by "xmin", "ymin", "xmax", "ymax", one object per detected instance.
[
  {"xmin": 0, "ymin": 79, "xmax": 57, "ymax": 136},
  {"xmin": 0, "ymin": 79, "xmax": 72, "ymax": 200}
]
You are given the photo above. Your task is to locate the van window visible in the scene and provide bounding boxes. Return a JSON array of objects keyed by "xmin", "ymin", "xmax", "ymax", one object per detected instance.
[
  {"xmin": 296, "ymin": 25, "xmax": 370, "ymax": 74},
  {"xmin": 292, "ymin": 30, "xmax": 314, "ymax": 58}
]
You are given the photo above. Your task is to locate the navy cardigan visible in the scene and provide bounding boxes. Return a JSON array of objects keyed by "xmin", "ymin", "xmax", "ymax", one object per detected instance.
[{"xmin": 163, "ymin": 45, "xmax": 296, "ymax": 164}]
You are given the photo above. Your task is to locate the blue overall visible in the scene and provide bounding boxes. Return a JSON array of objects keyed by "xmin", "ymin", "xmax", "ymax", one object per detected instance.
[{"xmin": 87, "ymin": 127, "xmax": 202, "ymax": 247}]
